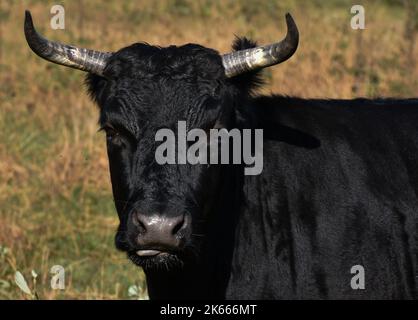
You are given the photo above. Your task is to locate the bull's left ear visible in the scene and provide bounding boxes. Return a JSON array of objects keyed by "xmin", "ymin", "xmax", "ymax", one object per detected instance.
[{"xmin": 226, "ymin": 37, "xmax": 264, "ymax": 96}]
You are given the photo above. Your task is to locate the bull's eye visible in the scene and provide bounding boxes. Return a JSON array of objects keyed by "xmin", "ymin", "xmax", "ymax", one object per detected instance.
[
  {"xmin": 100, "ymin": 125, "xmax": 122, "ymax": 145},
  {"xmin": 105, "ymin": 128, "xmax": 118, "ymax": 140},
  {"xmin": 99, "ymin": 123, "xmax": 137, "ymax": 149}
]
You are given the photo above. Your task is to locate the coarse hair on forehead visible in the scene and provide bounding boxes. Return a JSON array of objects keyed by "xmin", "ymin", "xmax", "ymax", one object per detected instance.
[
  {"xmin": 85, "ymin": 37, "xmax": 264, "ymax": 108},
  {"xmin": 103, "ymin": 43, "xmax": 224, "ymax": 80}
]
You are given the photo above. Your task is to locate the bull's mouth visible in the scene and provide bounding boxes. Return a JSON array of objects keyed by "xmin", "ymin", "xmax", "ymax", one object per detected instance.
[
  {"xmin": 128, "ymin": 248, "xmax": 186, "ymax": 270},
  {"xmin": 136, "ymin": 249, "xmax": 165, "ymax": 257}
]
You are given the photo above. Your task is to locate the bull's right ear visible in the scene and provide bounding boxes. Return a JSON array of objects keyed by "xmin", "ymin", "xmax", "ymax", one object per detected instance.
[{"xmin": 85, "ymin": 73, "xmax": 108, "ymax": 108}]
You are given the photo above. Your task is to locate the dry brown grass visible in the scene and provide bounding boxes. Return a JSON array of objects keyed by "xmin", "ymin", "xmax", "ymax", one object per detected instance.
[{"xmin": 0, "ymin": 0, "xmax": 417, "ymax": 299}]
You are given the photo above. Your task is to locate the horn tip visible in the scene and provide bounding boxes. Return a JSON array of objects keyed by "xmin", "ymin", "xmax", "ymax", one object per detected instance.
[
  {"xmin": 284, "ymin": 12, "xmax": 299, "ymax": 40},
  {"xmin": 284, "ymin": 13, "xmax": 295, "ymax": 25},
  {"xmin": 24, "ymin": 10, "xmax": 32, "ymax": 22},
  {"xmin": 24, "ymin": 10, "xmax": 34, "ymax": 30}
]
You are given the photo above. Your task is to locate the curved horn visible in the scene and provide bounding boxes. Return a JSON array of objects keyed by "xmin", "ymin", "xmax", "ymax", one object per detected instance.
[
  {"xmin": 222, "ymin": 13, "xmax": 299, "ymax": 78},
  {"xmin": 24, "ymin": 10, "xmax": 112, "ymax": 77}
]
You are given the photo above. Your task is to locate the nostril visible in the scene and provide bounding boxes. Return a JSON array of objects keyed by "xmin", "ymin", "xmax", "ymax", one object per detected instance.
[
  {"xmin": 171, "ymin": 215, "xmax": 185, "ymax": 236},
  {"xmin": 137, "ymin": 219, "xmax": 147, "ymax": 233},
  {"xmin": 134, "ymin": 213, "xmax": 147, "ymax": 233}
]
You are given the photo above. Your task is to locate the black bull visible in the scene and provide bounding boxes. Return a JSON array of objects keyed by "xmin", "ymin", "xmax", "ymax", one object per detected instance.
[{"xmin": 24, "ymin": 11, "xmax": 417, "ymax": 299}]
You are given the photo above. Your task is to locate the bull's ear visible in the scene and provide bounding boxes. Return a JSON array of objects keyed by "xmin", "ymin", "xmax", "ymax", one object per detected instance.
[
  {"xmin": 85, "ymin": 73, "xmax": 108, "ymax": 108},
  {"xmin": 227, "ymin": 37, "xmax": 264, "ymax": 95}
]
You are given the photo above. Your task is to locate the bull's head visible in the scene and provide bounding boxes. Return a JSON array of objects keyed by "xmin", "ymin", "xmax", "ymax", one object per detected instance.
[{"xmin": 24, "ymin": 10, "xmax": 298, "ymax": 271}]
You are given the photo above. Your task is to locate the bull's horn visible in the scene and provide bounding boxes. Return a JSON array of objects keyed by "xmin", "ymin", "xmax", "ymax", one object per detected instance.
[
  {"xmin": 24, "ymin": 10, "xmax": 112, "ymax": 77},
  {"xmin": 222, "ymin": 13, "xmax": 299, "ymax": 78}
]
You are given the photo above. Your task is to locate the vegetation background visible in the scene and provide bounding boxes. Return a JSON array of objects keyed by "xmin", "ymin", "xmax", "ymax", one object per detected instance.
[{"xmin": 1, "ymin": 0, "xmax": 418, "ymax": 299}]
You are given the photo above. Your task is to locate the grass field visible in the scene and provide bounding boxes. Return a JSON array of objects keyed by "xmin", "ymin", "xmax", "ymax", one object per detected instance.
[{"xmin": 1, "ymin": 0, "xmax": 417, "ymax": 299}]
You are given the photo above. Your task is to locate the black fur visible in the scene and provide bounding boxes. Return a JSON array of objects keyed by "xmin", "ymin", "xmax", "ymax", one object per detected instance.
[{"xmin": 85, "ymin": 38, "xmax": 417, "ymax": 299}]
